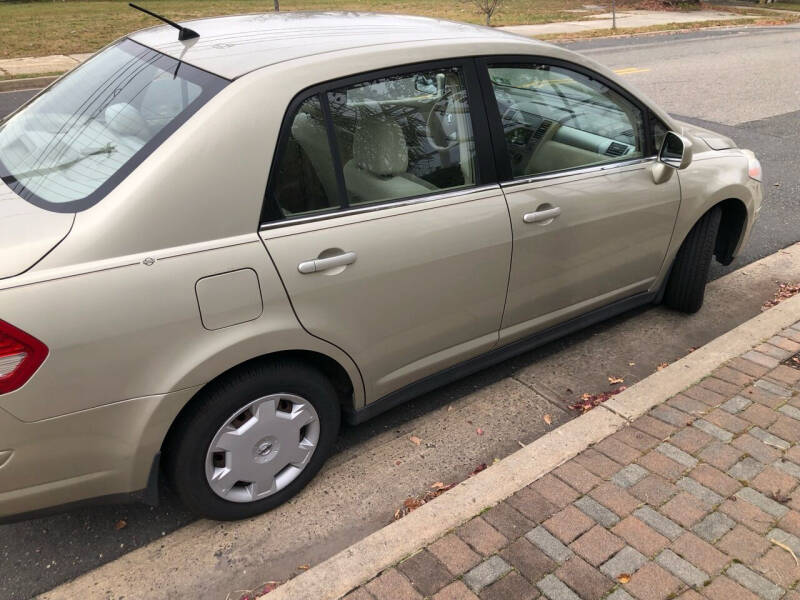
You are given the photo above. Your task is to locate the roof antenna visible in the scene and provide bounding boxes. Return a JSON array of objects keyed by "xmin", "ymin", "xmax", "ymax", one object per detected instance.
[{"xmin": 129, "ymin": 3, "xmax": 200, "ymax": 41}]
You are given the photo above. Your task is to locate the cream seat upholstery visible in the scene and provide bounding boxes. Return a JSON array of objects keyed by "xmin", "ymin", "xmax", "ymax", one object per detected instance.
[
  {"xmin": 290, "ymin": 110, "xmax": 340, "ymax": 204},
  {"xmin": 343, "ymin": 108, "xmax": 436, "ymax": 204}
]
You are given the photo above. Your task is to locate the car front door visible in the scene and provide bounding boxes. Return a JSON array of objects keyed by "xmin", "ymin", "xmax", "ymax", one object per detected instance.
[
  {"xmin": 260, "ymin": 61, "xmax": 512, "ymax": 402},
  {"xmin": 478, "ymin": 58, "xmax": 681, "ymax": 344}
]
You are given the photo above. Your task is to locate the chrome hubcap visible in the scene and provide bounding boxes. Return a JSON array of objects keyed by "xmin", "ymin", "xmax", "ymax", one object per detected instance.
[{"xmin": 205, "ymin": 393, "xmax": 320, "ymax": 503}]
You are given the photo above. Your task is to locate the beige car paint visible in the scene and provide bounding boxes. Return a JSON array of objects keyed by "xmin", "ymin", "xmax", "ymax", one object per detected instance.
[
  {"xmin": 499, "ymin": 160, "xmax": 681, "ymax": 341},
  {"xmin": 262, "ymin": 187, "xmax": 512, "ymax": 400},
  {"xmin": 0, "ymin": 187, "xmax": 74, "ymax": 279},
  {"xmin": 0, "ymin": 14, "xmax": 761, "ymax": 519},
  {"xmin": 0, "ymin": 386, "xmax": 200, "ymax": 517}
]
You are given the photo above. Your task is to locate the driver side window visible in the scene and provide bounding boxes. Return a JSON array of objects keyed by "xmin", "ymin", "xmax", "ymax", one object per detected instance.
[
  {"xmin": 326, "ymin": 67, "xmax": 477, "ymax": 206},
  {"xmin": 488, "ymin": 64, "xmax": 645, "ymax": 178}
]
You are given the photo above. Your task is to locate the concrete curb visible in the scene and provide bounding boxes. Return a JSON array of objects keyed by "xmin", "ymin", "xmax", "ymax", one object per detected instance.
[
  {"xmin": 0, "ymin": 76, "xmax": 58, "ymax": 93},
  {"xmin": 269, "ymin": 292, "xmax": 800, "ymax": 600}
]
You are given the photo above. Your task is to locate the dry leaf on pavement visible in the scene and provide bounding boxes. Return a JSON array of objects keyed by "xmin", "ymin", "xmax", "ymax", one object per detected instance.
[
  {"xmin": 763, "ymin": 282, "xmax": 800, "ymax": 311},
  {"xmin": 470, "ymin": 463, "xmax": 488, "ymax": 476},
  {"xmin": 617, "ymin": 573, "xmax": 631, "ymax": 583},
  {"xmin": 769, "ymin": 491, "xmax": 791, "ymax": 504},
  {"xmin": 657, "ymin": 362, "xmax": 669, "ymax": 371},
  {"xmin": 393, "ymin": 482, "xmax": 456, "ymax": 520},
  {"xmin": 543, "ymin": 414, "xmax": 552, "ymax": 425},
  {"xmin": 409, "ymin": 435, "xmax": 421, "ymax": 446},
  {"xmin": 569, "ymin": 386, "xmax": 627, "ymax": 412},
  {"xmin": 608, "ymin": 376, "xmax": 624, "ymax": 385},
  {"xmin": 114, "ymin": 520, "xmax": 127, "ymax": 530}
]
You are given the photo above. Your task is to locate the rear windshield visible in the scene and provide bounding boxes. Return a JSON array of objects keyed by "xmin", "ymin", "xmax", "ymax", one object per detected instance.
[{"xmin": 0, "ymin": 39, "xmax": 226, "ymax": 213}]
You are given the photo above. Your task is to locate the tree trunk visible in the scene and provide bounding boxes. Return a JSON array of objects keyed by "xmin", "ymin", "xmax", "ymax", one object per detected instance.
[
  {"xmin": 486, "ymin": 13, "xmax": 491, "ymax": 26},
  {"xmin": 274, "ymin": 0, "xmax": 280, "ymax": 11}
]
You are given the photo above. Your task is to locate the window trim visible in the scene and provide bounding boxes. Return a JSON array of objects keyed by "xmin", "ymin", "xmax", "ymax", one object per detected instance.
[
  {"xmin": 260, "ymin": 58, "xmax": 496, "ymax": 226},
  {"xmin": 475, "ymin": 56, "xmax": 657, "ymax": 184},
  {"xmin": 0, "ymin": 38, "xmax": 229, "ymax": 214}
]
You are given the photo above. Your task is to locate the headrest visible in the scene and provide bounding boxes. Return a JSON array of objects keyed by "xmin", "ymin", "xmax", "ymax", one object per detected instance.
[
  {"xmin": 104, "ymin": 103, "xmax": 149, "ymax": 138},
  {"xmin": 352, "ymin": 108, "xmax": 408, "ymax": 177}
]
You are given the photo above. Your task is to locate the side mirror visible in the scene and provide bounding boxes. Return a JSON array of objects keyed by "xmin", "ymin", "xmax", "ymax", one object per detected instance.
[{"xmin": 658, "ymin": 131, "xmax": 692, "ymax": 170}]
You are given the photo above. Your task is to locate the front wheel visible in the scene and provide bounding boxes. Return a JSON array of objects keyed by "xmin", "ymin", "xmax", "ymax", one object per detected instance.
[
  {"xmin": 663, "ymin": 206, "xmax": 722, "ymax": 314},
  {"xmin": 164, "ymin": 360, "xmax": 340, "ymax": 521}
]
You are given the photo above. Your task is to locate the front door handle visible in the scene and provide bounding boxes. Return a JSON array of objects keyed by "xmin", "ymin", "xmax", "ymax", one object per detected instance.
[
  {"xmin": 298, "ymin": 251, "xmax": 357, "ymax": 274},
  {"xmin": 523, "ymin": 206, "xmax": 561, "ymax": 224}
]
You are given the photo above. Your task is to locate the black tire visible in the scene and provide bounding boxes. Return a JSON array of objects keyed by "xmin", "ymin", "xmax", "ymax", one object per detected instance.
[
  {"xmin": 663, "ymin": 206, "xmax": 722, "ymax": 314},
  {"xmin": 164, "ymin": 360, "xmax": 340, "ymax": 521}
]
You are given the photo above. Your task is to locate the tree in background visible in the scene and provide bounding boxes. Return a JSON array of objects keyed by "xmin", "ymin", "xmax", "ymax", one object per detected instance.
[
  {"xmin": 274, "ymin": 0, "xmax": 280, "ymax": 11},
  {"xmin": 473, "ymin": 0, "xmax": 502, "ymax": 26}
]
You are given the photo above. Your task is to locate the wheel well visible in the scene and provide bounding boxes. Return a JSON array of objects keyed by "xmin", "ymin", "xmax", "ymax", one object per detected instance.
[
  {"xmin": 713, "ymin": 198, "xmax": 748, "ymax": 266},
  {"xmin": 161, "ymin": 350, "xmax": 354, "ymax": 452}
]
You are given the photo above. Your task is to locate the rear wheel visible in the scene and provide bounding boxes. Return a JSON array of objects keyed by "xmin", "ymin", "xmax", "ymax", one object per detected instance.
[
  {"xmin": 165, "ymin": 360, "xmax": 340, "ymax": 521},
  {"xmin": 663, "ymin": 206, "xmax": 722, "ymax": 314}
]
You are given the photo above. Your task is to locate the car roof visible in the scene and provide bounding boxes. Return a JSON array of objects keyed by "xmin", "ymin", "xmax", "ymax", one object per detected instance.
[{"xmin": 128, "ymin": 12, "xmax": 543, "ymax": 79}]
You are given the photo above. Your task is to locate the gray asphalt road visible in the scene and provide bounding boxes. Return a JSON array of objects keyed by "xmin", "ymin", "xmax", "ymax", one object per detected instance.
[{"xmin": 1, "ymin": 24, "xmax": 799, "ymax": 600}]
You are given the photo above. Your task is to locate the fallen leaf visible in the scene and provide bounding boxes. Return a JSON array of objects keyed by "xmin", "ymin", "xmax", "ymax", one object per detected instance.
[
  {"xmin": 447, "ymin": 405, "xmax": 454, "ymax": 411},
  {"xmin": 114, "ymin": 520, "xmax": 127, "ymax": 530},
  {"xmin": 769, "ymin": 491, "xmax": 791, "ymax": 504},
  {"xmin": 393, "ymin": 482, "xmax": 456, "ymax": 520},
  {"xmin": 297, "ymin": 564, "xmax": 310, "ymax": 571},
  {"xmin": 260, "ymin": 582, "xmax": 281, "ymax": 594},
  {"xmin": 569, "ymin": 386, "xmax": 627, "ymax": 413},
  {"xmin": 395, "ymin": 460, "xmax": 402, "ymax": 466},
  {"xmin": 608, "ymin": 376, "xmax": 624, "ymax": 385},
  {"xmin": 617, "ymin": 573, "xmax": 631, "ymax": 584},
  {"xmin": 770, "ymin": 537, "xmax": 799, "ymax": 566},
  {"xmin": 657, "ymin": 362, "xmax": 669, "ymax": 371},
  {"xmin": 470, "ymin": 463, "xmax": 488, "ymax": 477},
  {"xmin": 476, "ymin": 427, "xmax": 484, "ymax": 435},
  {"xmin": 628, "ymin": 362, "xmax": 635, "ymax": 366},
  {"xmin": 543, "ymin": 414, "xmax": 552, "ymax": 425},
  {"xmin": 763, "ymin": 282, "xmax": 800, "ymax": 311},
  {"xmin": 409, "ymin": 435, "xmax": 421, "ymax": 446}
]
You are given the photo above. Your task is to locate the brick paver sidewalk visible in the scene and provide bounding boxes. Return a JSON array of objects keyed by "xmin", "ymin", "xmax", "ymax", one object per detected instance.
[{"xmin": 342, "ymin": 324, "xmax": 800, "ymax": 600}]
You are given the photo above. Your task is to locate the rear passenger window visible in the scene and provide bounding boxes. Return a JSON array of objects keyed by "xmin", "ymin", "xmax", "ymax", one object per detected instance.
[
  {"xmin": 273, "ymin": 96, "xmax": 340, "ymax": 217},
  {"xmin": 327, "ymin": 67, "xmax": 477, "ymax": 207}
]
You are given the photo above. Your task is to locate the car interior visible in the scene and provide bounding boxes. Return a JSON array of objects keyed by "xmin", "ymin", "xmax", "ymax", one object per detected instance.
[
  {"xmin": 0, "ymin": 48, "xmax": 202, "ymax": 204},
  {"xmin": 488, "ymin": 65, "xmax": 644, "ymax": 177},
  {"xmin": 272, "ymin": 63, "xmax": 648, "ymax": 218},
  {"xmin": 274, "ymin": 69, "xmax": 477, "ymax": 217}
]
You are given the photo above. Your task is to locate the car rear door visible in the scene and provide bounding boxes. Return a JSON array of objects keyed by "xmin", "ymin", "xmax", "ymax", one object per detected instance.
[
  {"xmin": 260, "ymin": 60, "xmax": 512, "ymax": 402},
  {"xmin": 477, "ymin": 58, "xmax": 681, "ymax": 344}
]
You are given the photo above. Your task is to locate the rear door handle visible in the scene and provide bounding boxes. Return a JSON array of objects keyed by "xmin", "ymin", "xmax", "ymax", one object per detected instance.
[
  {"xmin": 523, "ymin": 206, "xmax": 561, "ymax": 224},
  {"xmin": 298, "ymin": 251, "xmax": 357, "ymax": 274}
]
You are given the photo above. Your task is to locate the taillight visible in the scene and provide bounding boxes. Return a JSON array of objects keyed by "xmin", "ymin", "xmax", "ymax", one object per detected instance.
[{"xmin": 0, "ymin": 320, "xmax": 48, "ymax": 395}]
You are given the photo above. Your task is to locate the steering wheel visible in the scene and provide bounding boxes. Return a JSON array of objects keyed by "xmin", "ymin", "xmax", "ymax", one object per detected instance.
[{"xmin": 425, "ymin": 92, "xmax": 467, "ymax": 151}]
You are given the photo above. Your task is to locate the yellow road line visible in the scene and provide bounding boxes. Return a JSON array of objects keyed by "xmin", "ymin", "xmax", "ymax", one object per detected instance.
[{"xmin": 614, "ymin": 67, "xmax": 651, "ymax": 75}]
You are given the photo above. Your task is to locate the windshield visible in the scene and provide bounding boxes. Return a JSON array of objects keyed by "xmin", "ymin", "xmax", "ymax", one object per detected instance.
[{"xmin": 0, "ymin": 39, "xmax": 226, "ymax": 212}]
